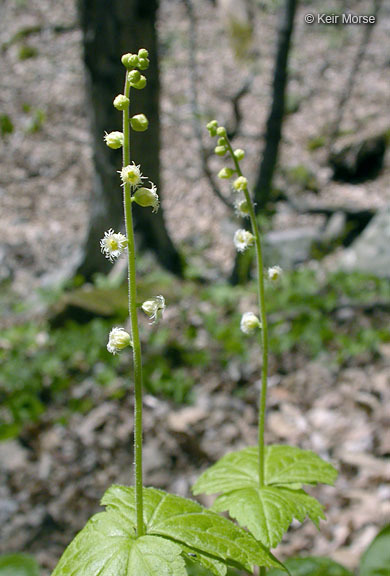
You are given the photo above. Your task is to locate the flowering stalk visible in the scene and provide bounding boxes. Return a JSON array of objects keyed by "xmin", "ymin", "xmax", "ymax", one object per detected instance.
[
  {"xmin": 122, "ymin": 72, "xmax": 145, "ymax": 537},
  {"xmin": 226, "ymin": 138, "xmax": 269, "ymax": 490}
]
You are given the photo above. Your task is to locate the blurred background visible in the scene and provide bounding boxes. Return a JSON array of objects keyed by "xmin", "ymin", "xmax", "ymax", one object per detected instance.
[{"xmin": 0, "ymin": 0, "xmax": 389, "ymax": 574}]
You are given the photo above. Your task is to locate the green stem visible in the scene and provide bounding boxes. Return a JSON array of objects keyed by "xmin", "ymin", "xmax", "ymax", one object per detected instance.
[
  {"xmin": 259, "ymin": 567, "xmax": 267, "ymax": 576},
  {"xmin": 123, "ymin": 74, "xmax": 145, "ymax": 536},
  {"xmin": 226, "ymin": 139, "xmax": 269, "ymax": 488}
]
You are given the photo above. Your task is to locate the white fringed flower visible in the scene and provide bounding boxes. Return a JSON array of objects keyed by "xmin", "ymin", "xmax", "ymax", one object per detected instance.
[
  {"xmin": 132, "ymin": 183, "xmax": 159, "ymax": 213},
  {"xmin": 240, "ymin": 312, "xmax": 261, "ymax": 335},
  {"xmin": 268, "ymin": 265, "xmax": 283, "ymax": 281},
  {"xmin": 107, "ymin": 327, "xmax": 132, "ymax": 354},
  {"xmin": 119, "ymin": 163, "xmax": 145, "ymax": 188},
  {"xmin": 141, "ymin": 295, "xmax": 166, "ymax": 324},
  {"xmin": 100, "ymin": 229, "xmax": 127, "ymax": 262},
  {"xmin": 233, "ymin": 229, "xmax": 254, "ymax": 252}
]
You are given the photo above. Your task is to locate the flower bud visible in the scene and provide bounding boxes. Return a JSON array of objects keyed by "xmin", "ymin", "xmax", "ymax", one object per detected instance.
[
  {"xmin": 138, "ymin": 58, "xmax": 149, "ymax": 70},
  {"xmin": 216, "ymin": 126, "xmax": 227, "ymax": 137},
  {"xmin": 104, "ymin": 131, "xmax": 124, "ymax": 149},
  {"xmin": 128, "ymin": 70, "xmax": 141, "ymax": 84},
  {"xmin": 107, "ymin": 327, "xmax": 132, "ymax": 354},
  {"xmin": 218, "ymin": 167, "xmax": 235, "ymax": 179},
  {"xmin": 234, "ymin": 149, "xmax": 245, "ymax": 161},
  {"xmin": 138, "ymin": 48, "xmax": 149, "ymax": 59},
  {"xmin": 130, "ymin": 113, "xmax": 149, "ymax": 132},
  {"xmin": 215, "ymin": 145, "xmax": 227, "ymax": 156},
  {"xmin": 233, "ymin": 176, "xmax": 248, "ymax": 192},
  {"xmin": 121, "ymin": 53, "xmax": 139, "ymax": 69},
  {"xmin": 131, "ymin": 76, "xmax": 147, "ymax": 90},
  {"xmin": 133, "ymin": 184, "xmax": 159, "ymax": 213},
  {"xmin": 207, "ymin": 120, "xmax": 218, "ymax": 137},
  {"xmin": 142, "ymin": 295, "xmax": 166, "ymax": 324},
  {"xmin": 113, "ymin": 94, "xmax": 130, "ymax": 111},
  {"xmin": 218, "ymin": 137, "xmax": 227, "ymax": 146},
  {"xmin": 268, "ymin": 265, "xmax": 283, "ymax": 281},
  {"xmin": 233, "ymin": 229, "xmax": 254, "ymax": 252},
  {"xmin": 240, "ymin": 312, "xmax": 261, "ymax": 335}
]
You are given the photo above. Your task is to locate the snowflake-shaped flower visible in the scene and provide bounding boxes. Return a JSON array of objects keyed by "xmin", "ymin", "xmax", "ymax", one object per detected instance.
[
  {"xmin": 100, "ymin": 229, "xmax": 128, "ymax": 262},
  {"xmin": 119, "ymin": 163, "xmax": 145, "ymax": 188}
]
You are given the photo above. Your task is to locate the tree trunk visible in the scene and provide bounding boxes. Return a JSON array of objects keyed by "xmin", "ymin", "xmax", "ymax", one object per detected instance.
[
  {"xmin": 76, "ymin": 0, "xmax": 183, "ymax": 279},
  {"xmin": 253, "ymin": 0, "xmax": 297, "ymax": 211}
]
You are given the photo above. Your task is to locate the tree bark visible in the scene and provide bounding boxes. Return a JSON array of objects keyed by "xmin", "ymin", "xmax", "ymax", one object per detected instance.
[
  {"xmin": 253, "ymin": 0, "xmax": 297, "ymax": 211},
  {"xmin": 76, "ymin": 0, "xmax": 183, "ymax": 279}
]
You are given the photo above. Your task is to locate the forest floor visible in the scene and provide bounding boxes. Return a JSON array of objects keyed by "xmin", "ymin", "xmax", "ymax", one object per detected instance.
[{"xmin": 0, "ymin": 0, "xmax": 389, "ymax": 574}]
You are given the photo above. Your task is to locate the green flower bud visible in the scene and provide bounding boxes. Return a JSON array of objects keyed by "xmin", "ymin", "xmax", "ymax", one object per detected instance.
[
  {"xmin": 133, "ymin": 184, "xmax": 159, "ymax": 213},
  {"xmin": 104, "ymin": 131, "xmax": 124, "ymax": 149},
  {"xmin": 218, "ymin": 167, "xmax": 235, "ymax": 179},
  {"xmin": 234, "ymin": 148, "xmax": 245, "ymax": 161},
  {"xmin": 121, "ymin": 53, "xmax": 139, "ymax": 69},
  {"xmin": 233, "ymin": 176, "xmax": 248, "ymax": 191},
  {"xmin": 206, "ymin": 120, "xmax": 218, "ymax": 137},
  {"xmin": 138, "ymin": 48, "xmax": 149, "ymax": 59},
  {"xmin": 215, "ymin": 146, "xmax": 227, "ymax": 156},
  {"xmin": 216, "ymin": 126, "xmax": 227, "ymax": 137},
  {"xmin": 130, "ymin": 114, "xmax": 149, "ymax": 132},
  {"xmin": 218, "ymin": 137, "xmax": 227, "ymax": 146},
  {"xmin": 138, "ymin": 58, "xmax": 149, "ymax": 70},
  {"xmin": 128, "ymin": 70, "xmax": 141, "ymax": 84},
  {"xmin": 113, "ymin": 94, "xmax": 130, "ymax": 111},
  {"xmin": 131, "ymin": 76, "xmax": 147, "ymax": 90}
]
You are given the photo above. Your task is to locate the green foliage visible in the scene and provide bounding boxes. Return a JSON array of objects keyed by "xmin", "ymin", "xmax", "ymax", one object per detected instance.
[
  {"xmin": 52, "ymin": 485, "xmax": 285, "ymax": 576},
  {"xmin": 307, "ymin": 136, "xmax": 326, "ymax": 151},
  {"xmin": 284, "ymin": 164, "xmax": 318, "ymax": 192},
  {"xmin": 192, "ymin": 445, "xmax": 337, "ymax": 547},
  {"xmin": 1, "ymin": 270, "xmax": 388, "ymax": 438},
  {"xmin": 359, "ymin": 524, "xmax": 390, "ymax": 576},
  {"xmin": 18, "ymin": 44, "xmax": 38, "ymax": 60},
  {"xmin": 0, "ymin": 554, "xmax": 40, "ymax": 576},
  {"xmin": 26, "ymin": 109, "xmax": 46, "ymax": 134},
  {"xmin": 0, "ymin": 114, "xmax": 14, "ymax": 136},
  {"xmin": 267, "ymin": 557, "xmax": 353, "ymax": 576}
]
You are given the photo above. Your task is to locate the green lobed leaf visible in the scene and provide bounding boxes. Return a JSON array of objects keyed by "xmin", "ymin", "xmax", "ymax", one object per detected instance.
[
  {"xmin": 0, "ymin": 554, "xmax": 40, "ymax": 576},
  {"xmin": 192, "ymin": 445, "xmax": 337, "ymax": 496},
  {"xmin": 359, "ymin": 524, "xmax": 390, "ymax": 576},
  {"xmin": 52, "ymin": 485, "xmax": 286, "ymax": 575},
  {"xmin": 192, "ymin": 444, "xmax": 336, "ymax": 548},
  {"xmin": 212, "ymin": 487, "xmax": 325, "ymax": 548},
  {"xmin": 51, "ymin": 510, "xmax": 186, "ymax": 576},
  {"xmin": 102, "ymin": 485, "xmax": 284, "ymax": 572},
  {"xmin": 267, "ymin": 557, "xmax": 353, "ymax": 576}
]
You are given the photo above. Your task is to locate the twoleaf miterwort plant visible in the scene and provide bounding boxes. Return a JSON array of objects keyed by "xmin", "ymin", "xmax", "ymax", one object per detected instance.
[
  {"xmin": 192, "ymin": 122, "xmax": 338, "ymax": 574},
  {"xmin": 51, "ymin": 51, "xmax": 284, "ymax": 576}
]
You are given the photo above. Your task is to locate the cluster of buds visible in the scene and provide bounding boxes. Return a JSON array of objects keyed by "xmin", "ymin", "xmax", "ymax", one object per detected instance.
[{"xmin": 121, "ymin": 48, "xmax": 150, "ymax": 71}]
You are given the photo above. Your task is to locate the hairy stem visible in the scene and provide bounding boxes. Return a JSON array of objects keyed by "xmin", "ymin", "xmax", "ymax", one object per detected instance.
[
  {"xmin": 226, "ymin": 139, "xmax": 269, "ymax": 487},
  {"xmin": 123, "ymin": 74, "xmax": 145, "ymax": 537}
]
